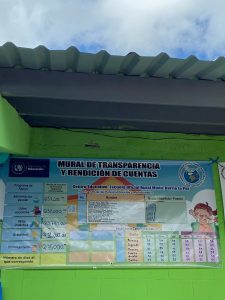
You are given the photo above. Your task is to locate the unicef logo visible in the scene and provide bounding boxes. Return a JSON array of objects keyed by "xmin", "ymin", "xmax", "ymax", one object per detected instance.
[
  {"xmin": 179, "ymin": 162, "xmax": 205, "ymax": 187},
  {"xmin": 11, "ymin": 161, "xmax": 26, "ymax": 175}
]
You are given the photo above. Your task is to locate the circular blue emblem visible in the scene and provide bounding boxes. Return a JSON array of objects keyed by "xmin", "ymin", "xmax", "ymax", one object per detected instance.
[
  {"xmin": 179, "ymin": 162, "xmax": 205, "ymax": 187},
  {"xmin": 11, "ymin": 161, "xmax": 26, "ymax": 175}
]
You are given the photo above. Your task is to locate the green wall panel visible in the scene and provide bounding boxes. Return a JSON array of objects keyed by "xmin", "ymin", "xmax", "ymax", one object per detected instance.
[
  {"xmin": 2, "ymin": 128, "xmax": 225, "ymax": 300},
  {"xmin": 0, "ymin": 96, "xmax": 31, "ymax": 155}
]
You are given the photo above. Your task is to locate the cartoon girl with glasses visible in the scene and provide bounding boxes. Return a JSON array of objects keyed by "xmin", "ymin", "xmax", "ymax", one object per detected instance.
[{"xmin": 189, "ymin": 202, "xmax": 217, "ymax": 233}]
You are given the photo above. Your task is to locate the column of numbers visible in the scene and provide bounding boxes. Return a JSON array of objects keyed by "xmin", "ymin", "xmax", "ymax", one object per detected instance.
[
  {"xmin": 156, "ymin": 236, "xmax": 168, "ymax": 263},
  {"xmin": 143, "ymin": 235, "xmax": 156, "ymax": 263},
  {"xmin": 182, "ymin": 238, "xmax": 194, "ymax": 262},
  {"xmin": 193, "ymin": 238, "xmax": 206, "ymax": 262},
  {"xmin": 169, "ymin": 238, "xmax": 181, "ymax": 262},
  {"xmin": 206, "ymin": 238, "xmax": 219, "ymax": 263}
]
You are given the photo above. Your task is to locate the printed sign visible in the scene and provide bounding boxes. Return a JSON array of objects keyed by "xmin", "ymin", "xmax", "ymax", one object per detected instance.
[
  {"xmin": 218, "ymin": 163, "xmax": 225, "ymax": 219},
  {"xmin": 0, "ymin": 158, "xmax": 220, "ymax": 268}
]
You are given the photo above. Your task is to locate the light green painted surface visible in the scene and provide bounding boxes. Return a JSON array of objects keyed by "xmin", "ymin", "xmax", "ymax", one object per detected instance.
[
  {"xmin": 2, "ymin": 128, "xmax": 225, "ymax": 300},
  {"xmin": 0, "ymin": 95, "xmax": 31, "ymax": 155},
  {"xmin": 30, "ymin": 127, "xmax": 225, "ymax": 161}
]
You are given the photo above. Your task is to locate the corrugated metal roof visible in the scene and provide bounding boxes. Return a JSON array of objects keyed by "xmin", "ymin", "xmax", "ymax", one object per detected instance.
[
  {"xmin": 1, "ymin": 42, "xmax": 225, "ymax": 81},
  {"xmin": 2, "ymin": 42, "xmax": 225, "ymax": 135}
]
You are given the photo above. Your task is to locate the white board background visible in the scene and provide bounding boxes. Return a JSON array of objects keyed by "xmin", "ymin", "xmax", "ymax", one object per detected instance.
[{"xmin": 218, "ymin": 163, "xmax": 225, "ymax": 216}]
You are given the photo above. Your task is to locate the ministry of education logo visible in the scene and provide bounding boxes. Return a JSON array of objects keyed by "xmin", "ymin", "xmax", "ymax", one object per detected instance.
[
  {"xmin": 9, "ymin": 158, "xmax": 50, "ymax": 178},
  {"xmin": 179, "ymin": 162, "xmax": 205, "ymax": 187},
  {"xmin": 11, "ymin": 161, "xmax": 26, "ymax": 175}
]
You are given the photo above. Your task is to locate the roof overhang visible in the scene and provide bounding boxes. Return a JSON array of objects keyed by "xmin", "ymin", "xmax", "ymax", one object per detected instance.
[{"xmin": 1, "ymin": 67, "xmax": 225, "ymax": 135}]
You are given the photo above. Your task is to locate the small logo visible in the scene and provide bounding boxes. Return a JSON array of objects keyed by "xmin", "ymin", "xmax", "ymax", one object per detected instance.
[
  {"xmin": 9, "ymin": 158, "xmax": 50, "ymax": 177},
  {"xmin": 179, "ymin": 162, "xmax": 205, "ymax": 187},
  {"xmin": 11, "ymin": 161, "xmax": 26, "ymax": 175}
]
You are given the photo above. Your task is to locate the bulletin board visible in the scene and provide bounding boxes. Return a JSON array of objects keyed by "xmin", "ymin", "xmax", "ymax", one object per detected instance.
[{"xmin": 0, "ymin": 157, "xmax": 220, "ymax": 268}]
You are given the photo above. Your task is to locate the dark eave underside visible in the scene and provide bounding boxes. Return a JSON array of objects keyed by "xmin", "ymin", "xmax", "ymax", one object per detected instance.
[{"xmin": 1, "ymin": 66, "xmax": 225, "ymax": 135}]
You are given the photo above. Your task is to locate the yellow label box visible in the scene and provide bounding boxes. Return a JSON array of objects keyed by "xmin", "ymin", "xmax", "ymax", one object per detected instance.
[{"xmin": 0, "ymin": 254, "xmax": 40, "ymax": 267}]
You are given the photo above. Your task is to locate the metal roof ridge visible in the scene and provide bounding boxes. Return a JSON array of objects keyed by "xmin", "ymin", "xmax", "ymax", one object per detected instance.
[
  {"xmin": 0, "ymin": 42, "xmax": 225, "ymax": 82},
  {"xmin": 0, "ymin": 41, "xmax": 211, "ymax": 63}
]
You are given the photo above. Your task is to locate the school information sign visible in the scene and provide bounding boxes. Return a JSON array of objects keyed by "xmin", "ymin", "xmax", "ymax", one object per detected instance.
[{"xmin": 0, "ymin": 157, "xmax": 220, "ymax": 268}]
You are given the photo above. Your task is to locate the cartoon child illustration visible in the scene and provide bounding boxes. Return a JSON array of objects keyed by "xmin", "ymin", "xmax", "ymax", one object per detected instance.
[
  {"xmin": 31, "ymin": 244, "xmax": 38, "ymax": 253},
  {"xmin": 30, "ymin": 218, "xmax": 40, "ymax": 228},
  {"xmin": 189, "ymin": 202, "xmax": 217, "ymax": 233},
  {"xmin": 32, "ymin": 206, "xmax": 41, "ymax": 216}
]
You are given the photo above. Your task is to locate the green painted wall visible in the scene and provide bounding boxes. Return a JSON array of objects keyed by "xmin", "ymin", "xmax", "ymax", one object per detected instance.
[
  {"xmin": 2, "ymin": 128, "xmax": 225, "ymax": 300},
  {"xmin": 0, "ymin": 95, "xmax": 31, "ymax": 155}
]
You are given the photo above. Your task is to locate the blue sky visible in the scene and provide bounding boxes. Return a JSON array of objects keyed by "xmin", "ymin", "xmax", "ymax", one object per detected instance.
[{"xmin": 0, "ymin": 0, "xmax": 225, "ymax": 60}]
